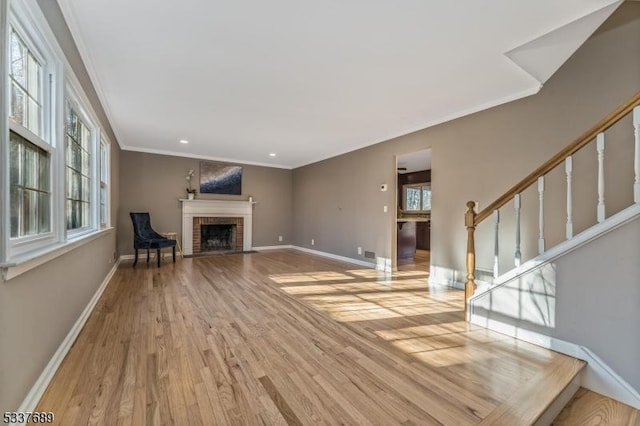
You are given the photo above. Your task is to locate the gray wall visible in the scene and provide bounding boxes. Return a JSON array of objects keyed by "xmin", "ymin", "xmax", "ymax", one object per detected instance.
[
  {"xmin": 472, "ymin": 215, "xmax": 640, "ymax": 391},
  {"xmin": 292, "ymin": 3, "xmax": 640, "ymax": 277},
  {"xmin": 0, "ymin": 1, "xmax": 121, "ymax": 412},
  {"xmin": 118, "ymin": 151, "xmax": 293, "ymax": 255},
  {"xmin": 554, "ymin": 216, "xmax": 640, "ymax": 391},
  {"xmin": 0, "ymin": 233, "xmax": 117, "ymax": 411}
]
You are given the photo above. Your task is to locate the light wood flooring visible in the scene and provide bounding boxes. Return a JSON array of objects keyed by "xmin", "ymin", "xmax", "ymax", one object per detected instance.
[
  {"xmin": 38, "ymin": 249, "xmax": 579, "ymax": 425},
  {"xmin": 553, "ymin": 388, "xmax": 640, "ymax": 426},
  {"xmin": 397, "ymin": 249, "xmax": 430, "ymax": 272}
]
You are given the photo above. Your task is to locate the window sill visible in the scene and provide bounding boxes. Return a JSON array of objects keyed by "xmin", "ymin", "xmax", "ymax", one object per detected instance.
[{"xmin": 1, "ymin": 227, "xmax": 115, "ymax": 281}]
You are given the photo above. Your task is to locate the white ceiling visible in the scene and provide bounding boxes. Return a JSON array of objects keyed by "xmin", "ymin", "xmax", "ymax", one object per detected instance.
[
  {"xmin": 58, "ymin": 0, "xmax": 621, "ymax": 169},
  {"xmin": 397, "ymin": 149, "xmax": 431, "ymax": 174}
]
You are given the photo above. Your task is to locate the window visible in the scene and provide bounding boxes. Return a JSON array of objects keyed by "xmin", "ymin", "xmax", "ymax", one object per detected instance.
[
  {"xmin": 404, "ymin": 183, "xmax": 431, "ymax": 212},
  {"xmin": 99, "ymin": 138, "xmax": 109, "ymax": 226},
  {"xmin": 2, "ymin": 2, "xmax": 113, "ymax": 275},
  {"xmin": 8, "ymin": 25, "xmax": 53, "ymax": 241},
  {"xmin": 9, "ymin": 132, "xmax": 51, "ymax": 238},
  {"xmin": 9, "ymin": 28, "xmax": 43, "ymax": 136},
  {"xmin": 65, "ymin": 102, "xmax": 92, "ymax": 231}
]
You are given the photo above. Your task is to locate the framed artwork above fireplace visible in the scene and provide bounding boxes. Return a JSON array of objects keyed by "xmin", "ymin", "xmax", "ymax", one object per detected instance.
[{"xmin": 200, "ymin": 161, "xmax": 242, "ymax": 195}]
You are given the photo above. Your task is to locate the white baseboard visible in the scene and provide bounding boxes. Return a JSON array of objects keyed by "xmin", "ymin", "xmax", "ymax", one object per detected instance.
[
  {"xmin": 376, "ymin": 257, "xmax": 392, "ymax": 273},
  {"xmin": 291, "ymin": 246, "xmax": 375, "ymax": 269},
  {"xmin": 429, "ymin": 265, "xmax": 465, "ymax": 289},
  {"xmin": 253, "ymin": 245, "xmax": 294, "ymax": 251},
  {"xmin": 16, "ymin": 260, "xmax": 120, "ymax": 419},
  {"xmin": 469, "ymin": 315, "xmax": 640, "ymax": 410},
  {"xmin": 429, "ymin": 265, "xmax": 496, "ymax": 293}
]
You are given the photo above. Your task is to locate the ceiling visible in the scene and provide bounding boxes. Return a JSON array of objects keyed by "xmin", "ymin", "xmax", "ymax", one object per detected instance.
[
  {"xmin": 397, "ymin": 149, "xmax": 431, "ymax": 174},
  {"xmin": 58, "ymin": 0, "xmax": 621, "ymax": 169}
]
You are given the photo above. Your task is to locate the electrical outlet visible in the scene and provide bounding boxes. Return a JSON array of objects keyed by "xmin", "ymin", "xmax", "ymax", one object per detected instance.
[
  {"xmin": 278, "ymin": 235, "xmax": 283, "ymax": 242},
  {"xmin": 357, "ymin": 247, "xmax": 362, "ymax": 255},
  {"xmin": 383, "ymin": 205, "xmax": 388, "ymax": 213},
  {"xmin": 311, "ymin": 239, "xmax": 315, "ymax": 246}
]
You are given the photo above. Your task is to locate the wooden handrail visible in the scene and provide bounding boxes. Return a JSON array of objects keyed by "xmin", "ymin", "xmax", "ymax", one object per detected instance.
[
  {"xmin": 464, "ymin": 91, "xmax": 640, "ymax": 313},
  {"xmin": 474, "ymin": 91, "xmax": 640, "ymax": 225}
]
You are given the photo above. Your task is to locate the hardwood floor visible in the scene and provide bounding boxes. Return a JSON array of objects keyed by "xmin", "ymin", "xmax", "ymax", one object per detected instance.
[
  {"xmin": 553, "ymin": 388, "xmax": 640, "ymax": 426},
  {"xmin": 38, "ymin": 249, "xmax": 576, "ymax": 425},
  {"xmin": 397, "ymin": 249, "xmax": 430, "ymax": 272}
]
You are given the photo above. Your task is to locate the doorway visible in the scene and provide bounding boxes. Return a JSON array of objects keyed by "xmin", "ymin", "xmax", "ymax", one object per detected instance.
[{"xmin": 396, "ymin": 149, "xmax": 432, "ymax": 272}]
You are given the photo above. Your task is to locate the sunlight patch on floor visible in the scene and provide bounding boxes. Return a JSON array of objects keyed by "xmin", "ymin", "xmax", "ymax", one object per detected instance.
[
  {"xmin": 280, "ymin": 279, "xmax": 429, "ymax": 295},
  {"xmin": 281, "ymin": 284, "xmax": 342, "ymax": 295},
  {"xmin": 409, "ymin": 344, "xmax": 500, "ymax": 368},
  {"xmin": 298, "ymin": 290, "xmax": 462, "ymax": 323},
  {"xmin": 269, "ymin": 271, "xmax": 355, "ymax": 284},
  {"xmin": 389, "ymin": 328, "xmax": 510, "ymax": 355},
  {"xmin": 305, "ymin": 301, "xmax": 403, "ymax": 322},
  {"xmin": 374, "ymin": 321, "xmax": 470, "ymax": 341},
  {"xmin": 347, "ymin": 269, "xmax": 429, "ymax": 279}
]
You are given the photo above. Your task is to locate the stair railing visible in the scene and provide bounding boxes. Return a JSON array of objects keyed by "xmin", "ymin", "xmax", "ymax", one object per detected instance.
[{"xmin": 464, "ymin": 92, "xmax": 640, "ymax": 317}]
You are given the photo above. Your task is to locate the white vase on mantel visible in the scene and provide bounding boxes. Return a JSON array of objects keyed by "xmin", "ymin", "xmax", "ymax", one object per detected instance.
[{"xmin": 188, "ymin": 193, "xmax": 194, "ymax": 200}]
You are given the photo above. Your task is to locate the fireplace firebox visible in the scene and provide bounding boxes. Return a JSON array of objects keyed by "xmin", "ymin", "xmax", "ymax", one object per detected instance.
[
  {"xmin": 201, "ymin": 224, "xmax": 236, "ymax": 252},
  {"xmin": 191, "ymin": 216, "xmax": 244, "ymax": 254}
]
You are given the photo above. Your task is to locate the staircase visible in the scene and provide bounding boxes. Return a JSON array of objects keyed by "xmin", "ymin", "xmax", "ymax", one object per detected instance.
[{"xmin": 462, "ymin": 92, "xmax": 640, "ymax": 424}]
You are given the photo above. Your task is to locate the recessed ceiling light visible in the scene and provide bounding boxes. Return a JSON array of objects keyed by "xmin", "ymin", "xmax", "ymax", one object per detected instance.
[
  {"xmin": 179, "ymin": 139, "xmax": 189, "ymax": 144},
  {"xmin": 269, "ymin": 153, "xmax": 276, "ymax": 157}
]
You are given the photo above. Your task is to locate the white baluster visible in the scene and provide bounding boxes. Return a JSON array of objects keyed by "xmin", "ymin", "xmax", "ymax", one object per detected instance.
[
  {"xmin": 514, "ymin": 194, "xmax": 521, "ymax": 267},
  {"xmin": 634, "ymin": 106, "xmax": 640, "ymax": 203},
  {"xmin": 565, "ymin": 156, "xmax": 573, "ymax": 239},
  {"xmin": 597, "ymin": 133, "xmax": 606, "ymax": 222},
  {"xmin": 493, "ymin": 209, "xmax": 500, "ymax": 278},
  {"xmin": 538, "ymin": 176, "xmax": 545, "ymax": 254}
]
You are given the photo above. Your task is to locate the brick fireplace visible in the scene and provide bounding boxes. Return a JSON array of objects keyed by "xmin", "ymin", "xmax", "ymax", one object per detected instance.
[
  {"xmin": 192, "ymin": 217, "xmax": 244, "ymax": 253},
  {"xmin": 181, "ymin": 199, "xmax": 253, "ymax": 255}
]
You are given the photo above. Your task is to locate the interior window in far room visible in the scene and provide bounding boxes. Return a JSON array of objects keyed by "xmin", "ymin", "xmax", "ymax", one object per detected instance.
[{"xmin": 404, "ymin": 183, "xmax": 431, "ymax": 213}]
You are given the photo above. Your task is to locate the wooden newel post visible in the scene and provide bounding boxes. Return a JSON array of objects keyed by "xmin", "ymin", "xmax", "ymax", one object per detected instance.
[{"xmin": 465, "ymin": 201, "xmax": 477, "ymax": 319}]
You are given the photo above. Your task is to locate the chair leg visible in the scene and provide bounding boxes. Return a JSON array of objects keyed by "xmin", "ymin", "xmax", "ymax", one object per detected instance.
[
  {"xmin": 146, "ymin": 249, "xmax": 150, "ymax": 266},
  {"xmin": 172, "ymin": 246, "xmax": 176, "ymax": 263},
  {"xmin": 133, "ymin": 249, "xmax": 138, "ymax": 267},
  {"xmin": 157, "ymin": 249, "xmax": 161, "ymax": 267}
]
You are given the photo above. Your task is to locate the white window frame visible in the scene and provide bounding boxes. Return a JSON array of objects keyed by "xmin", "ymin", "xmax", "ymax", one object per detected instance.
[
  {"xmin": 64, "ymin": 82, "xmax": 99, "ymax": 239},
  {"xmin": 1, "ymin": 0, "xmax": 113, "ymax": 279},
  {"xmin": 99, "ymin": 135, "xmax": 110, "ymax": 228},
  {"xmin": 5, "ymin": 2, "xmax": 60, "ymax": 259},
  {"xmin": 403, "ymin": 182, "xmax": 432, "ymax": 213}
]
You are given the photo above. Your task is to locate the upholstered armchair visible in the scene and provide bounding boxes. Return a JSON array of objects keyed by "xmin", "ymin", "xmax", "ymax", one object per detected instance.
[{"xmin": 129, "ymin": 212, "xmax": 176, "ymax": 267}]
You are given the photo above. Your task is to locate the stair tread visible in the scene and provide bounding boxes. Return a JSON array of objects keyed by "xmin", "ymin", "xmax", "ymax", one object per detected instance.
[
  {"xmin": 480, "ymin": 355, "xmax": 586, "ymax": 425},
  {"xmin": 552, "ymin": 387, "xmax": 640, "ymax": 426}
]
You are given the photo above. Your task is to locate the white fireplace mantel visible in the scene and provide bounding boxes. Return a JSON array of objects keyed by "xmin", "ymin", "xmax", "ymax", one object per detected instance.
[{"xmin": 181, "ymin": 199, "xmax": 253, "ymax": 255}]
